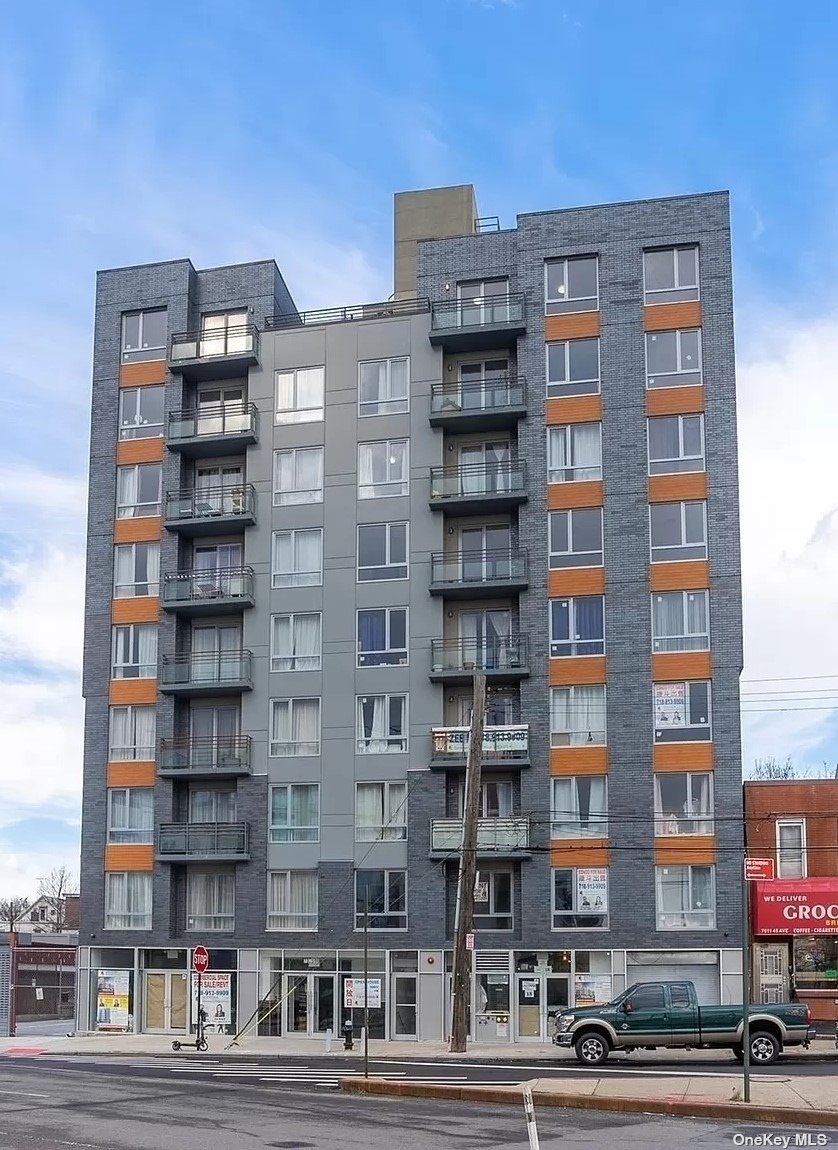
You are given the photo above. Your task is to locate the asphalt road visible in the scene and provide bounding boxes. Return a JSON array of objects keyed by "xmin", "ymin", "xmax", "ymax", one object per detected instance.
[{"xmin": 2, "ymin": 1058, "xmax": 836, "ymax": 1150}]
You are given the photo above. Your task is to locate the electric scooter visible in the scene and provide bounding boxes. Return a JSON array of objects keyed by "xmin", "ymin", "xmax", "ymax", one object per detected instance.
[{"xmin": 172, "ymin": 1005, "xmax": 208, "ymax": 1052}]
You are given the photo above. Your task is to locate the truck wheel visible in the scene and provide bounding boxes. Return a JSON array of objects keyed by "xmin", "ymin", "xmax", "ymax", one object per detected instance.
[
  {"xmin": 574, "ymin": 1030, "xmax": 610, "ymax": 1066},
  {"xmin": 749, "ymin": 1031, "xmax": 780, "ymax": 1065}
]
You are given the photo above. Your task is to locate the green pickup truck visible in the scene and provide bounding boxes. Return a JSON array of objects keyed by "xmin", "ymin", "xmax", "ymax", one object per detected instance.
[{"xmin": 553, "ymin": 980, "xmax": 813, "ymax": 1065}]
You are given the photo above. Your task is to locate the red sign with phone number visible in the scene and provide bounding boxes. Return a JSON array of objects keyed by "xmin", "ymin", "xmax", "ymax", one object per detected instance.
[{"xmin": 752, "ymin": 878, "xmax": 838, "ymax": 936}]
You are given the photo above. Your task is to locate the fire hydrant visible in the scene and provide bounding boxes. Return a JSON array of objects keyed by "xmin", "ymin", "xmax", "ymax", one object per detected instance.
[{"xmin": 343, "ymin": 1018, "xmax": 354, "ymax": 1051}]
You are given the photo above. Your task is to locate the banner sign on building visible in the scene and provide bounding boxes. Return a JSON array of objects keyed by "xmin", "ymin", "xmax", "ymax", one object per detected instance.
[
  {"xmin": 653, "ymin": 683, "xmax": 686, "ymax": 730},
  {"xmin": 576, "ymin": 868, "xmax": 608, "ymax": 914},
  {"xmin": 343, "ymin": 977, "xmax": 381, "ymax": 1009},
  {"xmin": 752, "ymin": 878, "xmax": 838, "ymax": 936},
  {"xmin": 96, "ymin": 970, "xmax": 130, "ymax": 1032},
  {"xmin": 574, "ymin": 975, "xmax": 612, "ymax": 1006},
  {"xmin": 191, "ymin": 972, "xmax": 232, "ymax": 1033},
  {"xmin": 431, "ymin": 726, "xmax": 528, "ymax": 755}
]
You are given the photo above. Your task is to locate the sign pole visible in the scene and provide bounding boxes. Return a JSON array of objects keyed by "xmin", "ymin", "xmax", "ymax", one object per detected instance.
[
  {"xmin": 363, "ymin": 886, "xmax": 369, "ymax": 1080},
  {"xmin": 742, "ymin": 856, "xmax": 750, "ymax": 1102},
  {"xmin": 198, "ymin": 969, "xmax": 203, "ymax": 1048}
]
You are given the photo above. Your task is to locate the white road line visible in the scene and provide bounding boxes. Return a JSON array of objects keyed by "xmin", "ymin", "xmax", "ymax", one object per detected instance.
[
  {"xmin": 370, "ymin": 1058, "xmax": 791, "ymax": 1081},
  {"xmin": 0, "ymin": 1088, "xmax": 50, "ymax": 1098}
]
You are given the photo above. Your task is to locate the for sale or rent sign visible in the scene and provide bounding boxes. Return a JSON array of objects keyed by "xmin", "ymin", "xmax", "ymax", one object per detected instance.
[{"xmin": 752, "ymin": 878, "xmax": 838, "ymax": 936}]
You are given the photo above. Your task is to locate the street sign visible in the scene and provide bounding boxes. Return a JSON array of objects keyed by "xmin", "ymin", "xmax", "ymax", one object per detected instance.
[
  {"xmin": 465, "ymin": 933, "xmax": 475, "ymax": 951},
  {"xmin": 343, "ymin": 977, "xmax": 381, "ymax": 1009},
  {"xmin": 192, "ymin": 945, "xmax": 210, "ymax": 974},
  {"xmin": 744, "ymin": 857, "xmax": 775, "ymax": 881}
]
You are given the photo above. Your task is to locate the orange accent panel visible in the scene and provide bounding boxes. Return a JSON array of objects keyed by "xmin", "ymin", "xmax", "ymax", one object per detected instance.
[
  {"xmin": 550, "ymin": 840, "xmax": 609, "ymax": 867},
  {"xmin": 654, "ymin": 836, "xmax": 715, "ymax": 865},
  {"xmin": 116, "ymin": 437, "xmax": 164, "ymax": 465},
  {"xmin": 544, "ymin": 312, "xmax": 600, "ymax": 341},
  {"xmin": 651, "ymin": 651, "xmax": 712, "ymax": 681},
  {"xmin": 118, "ymin": 360, "xmax": 167, "ymax": 387},
  {"xmin": 550, "ymin": 747, "xmax": 608, "ymax": 775},
  {"xmin": 648, "ymin": 473, "xmax": 707, "ymax": 503},
  {"xmin": 646, "ymin": 386, "xmax": 705, "ymax": 416},
  {"xmin": 548, "ymin": 568, "xmax": 606, "ymax": 597},
  {"xmin": 650, "ymin": 560, "xmax": 709, "ymax": 592},
  {"xmin": 643, "ymin": 302, "xmax": 702, "ymax": 332},
  {"xmin": 111, "ymin": 597, "xmax": 160, "ymax": 625},
  {"xmin": 106, "ymin": 761, "xmax": 156, "ymax": 787},
  {"xmin": 104, "ymin": 844, "xmax": 154, "ymax": 872},
  {"xmin": 549, "ymin": 656, "xmax": 607, "ymax": 686},
  {"xmin": 546, "ymin": 481, "xmax": 603, "ymax": 510},
  {"xmin": 113, "ymin": 516, "xmax": 162, "ymax": 544},
  {"xmin": 108, "ymin": 679, "xmax": 158, "ymax": 705},
  {"xmin": 545, "ymin": 395, "xmax": 602, "ymax": 426},
  {"xmin": 653, "ymin": 743, "xmax": 715, "ymax": 771}
]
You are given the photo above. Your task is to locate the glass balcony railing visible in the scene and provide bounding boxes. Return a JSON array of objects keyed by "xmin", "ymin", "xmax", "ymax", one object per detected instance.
[
  {"xmin": 164, "ymin": 485, "xmax": 256, "ymax": 524},
  {"xmin": 430, "ymin": 549, "xmax": 527, "ymax": 588},
  {"xmin": 430, "ymin": 376, "xmax": 524, "ymax": 416},
  {"xmin": 160, "ymin": 651, "xmax": 253, "ymax": 690},
  {"xmin": 430, "ymin": 293, "xmax": 525, "ymax": 333},
  {"xmin": 429, "ymin": 463, "xmax": 526, "ymax": 503},
  {"xmin": 158, "ymin": 736, "xmax": 252, "ymax": 776},
  {"xmin": 157, "ymin": 821, "xmax": 249, "ymax": 860},
  {"xmin": 430, "ymin": 817, "xmax": 529, "ymax": 853},
  {"xmin": 430, "ymin": 636, "xmax": 528, "ymax": 675},
  {"xmin": 162, "ymin": 567, "xmax": 254, "ymax": 608},
  {"xmin": 167, "ymin": 403, "xmax": 258, "ymax": 443},
  {"xmin": 169, "ymin": 325, "xmax": 259, "ymax": 364}
]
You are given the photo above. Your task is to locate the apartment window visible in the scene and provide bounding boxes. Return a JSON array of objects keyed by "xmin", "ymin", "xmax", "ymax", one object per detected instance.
[
  {"xmin": 272, "ymin": 528, "xmax": 323, "ymax": 588},
  {"xmin": 545, "ymin": 256, "xmax": 599, "ymax": 314},
  {"xmin": 646, "ymin": 329, "xmax": 702, "ymax": 389},
  {"xmin": 654, "ymin": 681, "xmax": 711, "ymax": 742},
  {"xmin": 189, "ymin": 789, "xmax": 236, "ymax": 822},
  {"xmin": 270, "ymin": 613, "xmax": 321, "ymax": 672},
  {"xmin": 551, "ymin": 777, "xmax": 607, "ymax": 838},
  {"xmin": 547, "ymin": 424, "xmax": 602, "ymax": 484},
  {"xmin": 111, "ymin": 623, "xmax": 157, "ymax": 679},
  {"xmin": 652, "ymin": 591, "xmax": 709, "ymax": 652},
  {"xmin": 550, "ymin": 685, "xmax": 606, "ymax": 746},
  {"xmin": 118, "ymin": 386, "xmax": 164, "ymax": 439},
  {"xmin": 473, "ymin": 869, "xmax": 513, "ymax": 930},
  {"xmin": 777, "ymin": 820, "xmax": 807, "ymax": 878},
  {"xmin": 457, "ymin": 780, "xmax": 514, "ymax": 818},
  {"xmin": 456, "ymin": 278, "xmax": 510, "ymax": 326},
  {"xmin": 113, "ymin": 542, "xmax": 159, "ymax": 597},
  {"xmin": 357, "ymin": 607, "xmax": 407, "ymax": 667},
  {"xmin": 644, "ymin": 246, "xmax": 699, "ymax": 304},
  {"xmin": 269, "ymin": 784, "xmax": 320, "ymax": 843},
  {"xmin": 548, "ymin": 508, "xmax": 603, "ymax": 568},
  {"xmin": 648, "ymin": 415, "xmax": 705, "ymax": 474},
  {"xmin": 654, "ymin": 773, "xmax": 714, "ymax": 835},
  {"xmin": 104, "ymin": 873, "xmax": 151, "ymax": 930},
  {"xmin": 546, "ymin": 339, "xmax": 600, "ymax": 398},
  {"xmin": 357, "ymin": 522, "xmax": 408, "ymax": 581},
  {"xmin": 355, "ymin": 782, "xmax": 408, "ymax": 840},
  {"xmin": 355, "ymin": 870, "xmax": 407, "ymax": 930},
  {"xmin": 656, "ymin": 864, "xmax": 715, "ymax": 929},
  {"xmin": 550, "ymin": 596, "xmax": 604, "ymax": 657},
  {"xmin": 273, "ymin": 447, "xmax": 324, "ymax": 506},
  {"xmin": 650, "ymin": 501, "xmax": 707, "ymax": 562},
  {"xmin": 269, "ymin": 697, "xmax": 321, "ymax": 757},
  {"xmin": 268, "ymin": 871, "xmax": 318, "ymax": 931},
  {"xmin": 108, "ymin": 705, "xmax": 155, "ymax": 761},
  {"xmin": 357, "ymin": 695, "xmax": 408, "ymax": 753},
  {"xmin": 358, "ymin": 440, "xmax": 408, "ymax": 498},
  {"xmin": 186, "ymin": 872, "xmax": 234, "ymax": 932},
  {"xmin": 121, "ymin": 309, "xmax": 167, "ymax": 363},
  {"xmin": 359, "ymin": 357, "xmax": 409, "ymax": 416},
  {"xmin": 552, "ymin": 867, "xmax": 609, "ymax": 929},
  {"xmin": 106, "ymin": 788, "xmax": 153, "ymax": 844},
  {"xmin": 116, "ymin": 464, "xmax": 161, "ymax": 518},
  {"xmin": 275, "ymin": 366, "xmax": 325, "ymax": 423},
  {"xmin": 199, "ymin": 310, "xmax": 249, "ymax": 357}
]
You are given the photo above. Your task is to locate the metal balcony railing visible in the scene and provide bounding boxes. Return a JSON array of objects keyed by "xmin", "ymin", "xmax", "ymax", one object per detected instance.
[
  {"xmin": 430, "ymin": 724, "xmax": 529, "ymax": 763},
  {"xmin": 430, "ymin": 292, "xmax": 525, "ymax": 332},
  {"xmin": 159, "ymin": 736, "xmax": 252, "ymax": 774},
  {"xmin": 160, "ymin": 651, "xmax": 253, "ymax": 689},
  {"xmin": 169, "ymin": 325, "xmax": 259, "ymax": 363},
  {"xmin": 164, "ymin": 485, "xmax": 256, "ymax": 522},
  {"xmin": 430, "ymin": 636, "xmax": 528, "ymax": 674},
  {"xmin": 167, "ymin": 402, "xmax": 258, "ymax": 442},
  {"xmin": 157, "ymin": 821, "xmax": 249, "ymax": 859},
  {"xmin": 430, "ymin": 549, "xmax": 527, "ymax": 587},
  {"xmin": 431, "ymin": 816, "xmax": 529, "ymax": 853},
  {"xmin": 265, "ymin": 298, "xmax": 429, "ymax": 329},
  {"xmin": 430, "ymin": 375, "xmax": 524, "ymax": 415},
  {"xmin": 162, "ymin": 567, "xmax": 254, "ymax": 606},
  {"xmin": 429, "ymin": 463, "xmax": 526, "ymax": 502}
]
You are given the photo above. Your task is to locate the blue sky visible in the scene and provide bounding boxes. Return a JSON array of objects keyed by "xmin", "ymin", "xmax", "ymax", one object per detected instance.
[{"xmin": 2, "ymin": 0, "xmax": 838, "ymax": 895}]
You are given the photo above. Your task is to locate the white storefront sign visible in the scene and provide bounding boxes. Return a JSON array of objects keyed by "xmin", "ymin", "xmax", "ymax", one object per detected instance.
[{"xmin": 343, "ymin": 977, "xmax": 381, "ymax": 1009}]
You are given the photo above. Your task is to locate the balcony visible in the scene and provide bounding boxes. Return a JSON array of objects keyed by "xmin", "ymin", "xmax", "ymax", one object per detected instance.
[
  {"xmin": 429, "ymin": 637, "xmax": 529, "ymax": 684},
  {"xmin": 158, "ymin": 737, "xmax": 252, "ymax": 778},
  {"xmin": 429, "ymin": 292, "xmax": 526, "ymax": 352},
  {"xmin": 429, "ymin": 724, "xmax": 530, "ymax": 770},
  {"xmin": 159, "ymin": 651, "xmax": 253, "ymax": 696},
  {"xmin": 161, "ymin": 568, "xmax": 255, "ymax": 616},
  {"xmin": 429, "ymin": 464, "xmax": 527, "ymax": 516},
  {"xmin": 157, "ymin": 821, "xmax": 250, "ymax": 862},
  {"xmin": 164, "ymin": 485, "xmax": 256, "ymax": 536},
  {"xmin": 167, "ymin": 403, "xmax": 259, "ymax": 457},
  {"xmin": 430, "ymin": 817, "xmax": 530, "ymax": 857},
  {"xmin": 429, "ymin": 550, "xmax": 528, "ymax": 599},
  {"xmin": 429, "ymin": 376, "xmax": 527, "ymax": 432},
  {"xmin": 168, "ymin": 325, "xmax": 260, "ymax": 381},
  {"xmin": 265, "ymin": 297, "xmax": 429, "ymax": 329}
]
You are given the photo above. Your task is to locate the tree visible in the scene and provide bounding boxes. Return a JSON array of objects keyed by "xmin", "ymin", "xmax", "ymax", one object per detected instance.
[
  {"xmin": 0, "ymin": 897, "xmax": 30, "ymax": 932},
  {"xmin": 752, "ymin": 756, "xmax": 797, "ymax": 780},
  {"xmin": 37, "ymin": 867, "xmax": 77, "ymax": 931}
]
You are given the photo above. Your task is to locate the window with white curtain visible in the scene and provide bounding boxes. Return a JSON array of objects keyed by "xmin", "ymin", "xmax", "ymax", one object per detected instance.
[
  {"xmin": 546, "ymin": 339, "xmax": 600, "ymax": 397},
  {"xmin": 545, "ymin": 256, "xmax": 599, "ymax": 314},
  {"xmin": 654, "ymin": 772, "xmax": 714, "ymax": 835},
  {"xmin": 116, "ymin": 463, "xmax": 162, "ymax": 518},
  {"xmin": 104, "ymin": 872, "xmax": 151, "ymax": 929},
  {"xmin": 643, "ymin": 246, "xmax": 699, "ymax": 305},
  {"xmin": 550, "ymin": 685, "xmax": 606, "ymax": 746},
  {"xmin": 108, "ymin": 705, "xmax": 156, "ymax": 761},
  {"xmin": 275, "ymin": 366, "xmax": 325, "ymax": 423},
  {"xmin": 355, "ymin": 870, "xmax": 407, "ymax": 929},
  {"xmin": 645, "ymin": 329, "xmax": 702, "ymax": 387},
  {"xmin": 777, "ymin": 820, "xmax": 807, "ymax": 878},
  {"xmin": 272, "ymin": 528, "xmax": 323, "ymax": 588},
  {"xmin": 647, "ymin": 415, "xmax": 705, "ymax": 474},
  {"xmin": 273, "ymin": 447, "xmax": 324, "ymax": 506},
  {"xmin": 458, "ymin": 608, "xmax": 515, "ymax": 670},
  {"xmin": 356, "ymin": 695, "xmax": 407, "ymax": 753},
  {"xmin": 270, "ymin": 698, "xmax": 321, "ymax": 756},
  {"xmin": 550, "ymin": 596, "xmax": 605, "ymax": 657},
  {"xmin": 650, "ymin": 501, "xmax": 707, "ymax": 562},
  {"xmin": 113, "ymin": 543, "xmax": 160, "ymax": 597},
  {"xmin": 653, "ymin": 681, "xmax": 711, "ymax": 742},
  {"xmin": 456, "ymin": 780, "xmax": 515, "ymax": 818},
  {"xmin": 186, "ymin": 871, "xmax": 235, "ymax": 932},
  {"xmin": 548, "ymin": 508, "xmax": 603, "ymax": 567},
  {"xmin": 652, "ymin": 591, "xmax": 709, "ymax": 652},
  {"xmin": 356, "ymin": 608, "xmax": 408, "ymax": 667},
  {"xmin": 357, "ymin": 522, "xmax": 408, "ymax": 581},
  {"xmin": 552, "ymin": 867, "xmax": 609, "ymax": 928},
  {"xmin": 551, "ymin": 777, "xmax": 608, "ymax": 837},
  {"xmin": 118, "ymin": 386, "xmax": 164, "ymax": 439},
  {"xmin": 359, "ymin": 357, "xmax": 409, "ymax": 416},
  {"xmin": 107, "ymin": 788, "xmax": 154, "ymax": 843},
  {"xmin": 111, "ymin": 623, "xmax": 158, "ymax": 679},
  {"xmin": 188, "ymin": 789, "xmax": 237, "ymax": 823},
  {"xmin": 547, "ymin": 424, "xmax": 602, "ymax": 483},
  {"xmin": 270, "ymin": 784, "xmax": 320, "ymax": 843},
  {"xmin": 655, "ymin": 864, "xmax": 715, "ymax": 929},
  {"xmin": 358, "ymin": 440, "xmax": 409, "ymax": 498},
  {"xmin": 355, "ymin": 782, "xmax": 408, "ymax": 841},
  {"xmin": 268, "ymin": 871, "xmax": 318, "ymax": 930},
  {"xmin": 270, "ymin": 613, "xmax": 321, "ymax": 672}
]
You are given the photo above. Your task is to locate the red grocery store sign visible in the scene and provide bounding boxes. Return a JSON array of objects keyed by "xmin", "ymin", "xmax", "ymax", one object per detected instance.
[{"xmin": 752, "ymin": 878, "xmax": 838, "ymax": 935}]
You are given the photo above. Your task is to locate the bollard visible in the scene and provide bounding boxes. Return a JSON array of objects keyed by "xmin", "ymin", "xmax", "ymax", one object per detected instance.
[
  {"xmin": 324, "ymin": 1027, "xmax": 333, "ymax": 1054},
  {"xmin": 343, "ymin": 1017, "xmax": 354, "ymax": 1051}
]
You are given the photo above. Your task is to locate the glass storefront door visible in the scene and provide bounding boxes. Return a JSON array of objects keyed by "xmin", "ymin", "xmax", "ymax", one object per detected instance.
[
  {"xmin": 515, "ymin": 975, "xmax": 541, "ymax": 1039},
  {"xmin": 392, "ymin": 975, "xmax": 417, "ymax": 1038},
  {"xmin": 143, "ymin": 971, "xmax": 187, "ymax": 1032},
  {"xmin": 285, "ymin": 974, "xmax": 336, "ymax": 1036}
]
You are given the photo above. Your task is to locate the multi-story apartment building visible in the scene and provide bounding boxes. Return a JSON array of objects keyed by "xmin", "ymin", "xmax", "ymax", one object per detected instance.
[{"xmin": 77, "ymin": 184, "xmax": 743, "ymax": 1041}]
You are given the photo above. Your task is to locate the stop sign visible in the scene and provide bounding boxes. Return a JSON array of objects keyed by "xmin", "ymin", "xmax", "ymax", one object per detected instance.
[{"xmin": 192, "ymin": 945, "xmax": 210, "ymax": 975}]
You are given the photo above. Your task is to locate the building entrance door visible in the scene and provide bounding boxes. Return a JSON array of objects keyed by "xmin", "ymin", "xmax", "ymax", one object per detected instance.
[
  {"xmin": 392, "ymin": 975, "xmax": 417, "ymax": 1038},
  {"xmin": 285, "ymin": 974, "xmax": 336, "ymax": 1036},
  {"xmin": 756, "ymin": 944, "xmax": 790, "ymax": 1004},
  {"xmin": 515, "ymin": 975, "xmax": 541, "ymax": 1039},
  {"xmin": 143, "ymin": 972, "xmax": 187, "ymax": 1032},
  {"xmin": 546, "ymin": 975, "xmax": 570, "ymax": 1040}
]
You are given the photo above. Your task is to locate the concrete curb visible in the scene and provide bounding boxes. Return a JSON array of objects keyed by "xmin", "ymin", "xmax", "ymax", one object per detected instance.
[{"xmin": 339, "ymin": 1077, "xmax": 838, "ymax": 1127}]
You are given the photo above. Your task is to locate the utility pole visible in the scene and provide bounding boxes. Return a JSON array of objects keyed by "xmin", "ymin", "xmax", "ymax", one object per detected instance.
[
  {"xmin": 363, "ymin": 885, "xmax": 370, "ymax": 1079},
  {"xmin": 450, "ymin": 670, "xmax": 486, "ymax": 1054}
]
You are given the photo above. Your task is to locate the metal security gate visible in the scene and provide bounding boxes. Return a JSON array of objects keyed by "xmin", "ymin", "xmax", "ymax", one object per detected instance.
[
  {"xmin": 626, "ymin": 958, "xmax": 719, "ymax": 1005},
  {"xmin": 0, "ymin": 944, "xmax": 10, "ymax": 1038},
  {"xmin": 11, "ymin": 947, "xmax": 77, "ymax": 1035}
]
